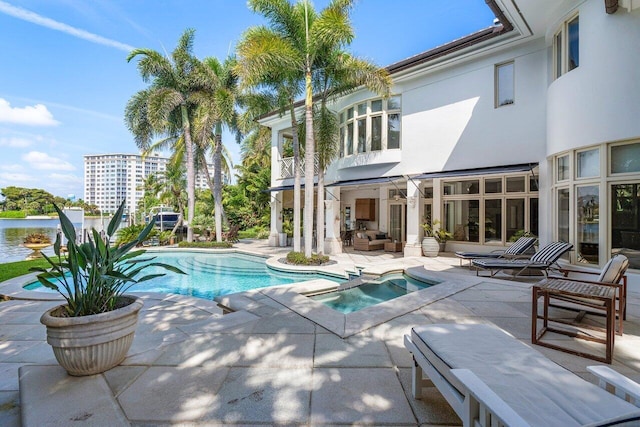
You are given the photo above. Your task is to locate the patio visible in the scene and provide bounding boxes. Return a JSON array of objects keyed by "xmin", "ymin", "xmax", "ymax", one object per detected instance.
[{"xmin": 1, "ymin": 242, "xmax": 639, "ymax": 426}]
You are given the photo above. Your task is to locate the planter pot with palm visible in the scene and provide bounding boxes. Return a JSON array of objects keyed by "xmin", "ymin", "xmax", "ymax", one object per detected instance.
[
  {"xmin": 421, "ymin": 219, "xmax": 440, "ymax": 257},
  {"xmin": 32, "ymin": 200, "xmax": 185, "ymax": 376}
]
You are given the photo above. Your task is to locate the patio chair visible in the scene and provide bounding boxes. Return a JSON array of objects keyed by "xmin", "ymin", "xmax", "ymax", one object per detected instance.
[
  {"xmin": 471, "ymin": 241, "xmax": 572, "ymax": 277},
  {"xmin": 532, "ymin": 254, "xmax": 629, "ymax": 363},
  {"xmin": 455, "ymin": 235, "xmax": 537, "ymax": 267},
  {"xmin": 404, "ymin": 323, "xmax": 640, "ymax": 426}
]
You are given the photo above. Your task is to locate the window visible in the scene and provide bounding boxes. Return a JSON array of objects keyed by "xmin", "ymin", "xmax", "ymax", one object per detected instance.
[
  {"xmin": 554, "ymin": 15, "xmax": 579, "ymax": 79},
  {"xmin": 495, "ymin": 61, "xmax": 514, "ymax": 107},
  {"xmin": 557, "ymin": 155, "xmax": 570, "ymax": 181},
  {"xmin": 611, "ymin": 143, "xmax": 640, "ymax": 174},
  {"xmin": 339, "ymin": 96, "xmax": 401, "ymax": 157},
  {"xmin": 577, "ymin": 148, "xmax": 599, "ymax": 178}
]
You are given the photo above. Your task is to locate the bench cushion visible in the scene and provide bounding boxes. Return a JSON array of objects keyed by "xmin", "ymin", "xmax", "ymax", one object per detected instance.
[{"xmin": 411, "ymin": 323, "xmax": 638, "ymax": 426}]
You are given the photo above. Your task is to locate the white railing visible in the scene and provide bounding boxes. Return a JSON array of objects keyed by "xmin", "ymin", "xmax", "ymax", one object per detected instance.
[{"xmin": 279, "ymin": 154, "xmax": 319, "ymax": 179}]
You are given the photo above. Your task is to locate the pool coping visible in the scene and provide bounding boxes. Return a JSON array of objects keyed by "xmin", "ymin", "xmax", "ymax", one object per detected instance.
[{"xmin": 216, "ymin": 266, "xmax": 482, "ymax": 338}]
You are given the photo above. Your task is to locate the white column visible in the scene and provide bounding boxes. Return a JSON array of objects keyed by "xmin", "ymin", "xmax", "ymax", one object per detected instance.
[
  {"xmin": 324, "ymin": 187, "xmax": 342, "ymax": 254},
  {"xmin": 404, "ymin": 178, "xmax": 423, "ymax": 257},
  {"xmin": 269, "ymin": 191, "xmax": 282, "ymax": 247}
]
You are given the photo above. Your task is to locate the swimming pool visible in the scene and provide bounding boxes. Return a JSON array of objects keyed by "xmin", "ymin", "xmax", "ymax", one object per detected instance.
[
  {"xmin": 24, "ymin": 251, "xmax": 343, "ymax": 300},
  {"xmin": 309, "ymin": 273, "xmax": 440, "ymax": 313}
]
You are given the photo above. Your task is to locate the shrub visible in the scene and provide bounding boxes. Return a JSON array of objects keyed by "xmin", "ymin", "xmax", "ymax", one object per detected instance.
[
  {"xmin": 177, "ymin": 241, "xmax": 233, "ymax": 249},
  {"xmin": 0, "ymin": 211, "xmax": 26, "ymax": 219},
  {"xmin": 286, "ymin": 251, "xmax": 330, "ymax": 266}
]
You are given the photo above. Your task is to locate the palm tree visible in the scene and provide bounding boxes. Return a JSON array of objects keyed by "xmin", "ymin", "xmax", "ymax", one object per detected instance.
[
  {"xmin": 192, "ymin": 56, "xmax": 241, "ymax": 242},
  {"xmin": 159, "ymin": 156, "xmax": 187, "ymax": 236},
  {"xmin": 312, "ymin": 50, "xmax": 391, "ymax": 254},
  {"xmin": 236, "ymin": 22, "xmax": 305, "ymax": 252},
  {"xmin": 239, "ymin": 0, "xmax": 359, "ymax": 256},
  {"xmin": 125, "ymin": 29, "xmax": 206, "ymax": 242}
]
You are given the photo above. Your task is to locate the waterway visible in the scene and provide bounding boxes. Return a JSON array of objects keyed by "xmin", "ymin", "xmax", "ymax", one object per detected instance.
[{"xmin": 0, "ymin": 217, "xmax": 106, "ymax": 264}]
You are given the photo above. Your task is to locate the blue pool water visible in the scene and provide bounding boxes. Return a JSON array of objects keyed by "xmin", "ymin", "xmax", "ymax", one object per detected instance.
[
  {"xmin": 309, "ymin": 274, "xmax": 439, "ymax": 313},
  {"xmin": 24, "ymin": 251, "xmax": 343, "ymax": 300}
]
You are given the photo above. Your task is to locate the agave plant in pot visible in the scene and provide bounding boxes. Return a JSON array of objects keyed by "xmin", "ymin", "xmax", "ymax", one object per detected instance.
[{"xmin": 32, "ymin": 200, "xmax": 184, "ymax": 376}]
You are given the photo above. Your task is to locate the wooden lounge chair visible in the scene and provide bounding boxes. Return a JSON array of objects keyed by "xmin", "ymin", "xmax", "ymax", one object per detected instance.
[
  {"xmin": 404, "ymin": 323, "xmax": 640, "ymax": 427},
  {"xmin": 455, "ymin": 236, "xmax": 537, "ymax": 267},
  {"xmin": 532, "ymin": 254, "xmax": 629, "ymax": 363},
  {"xmin": 471, "ymin": 241, "xmax": 572, "ymax": 277}
]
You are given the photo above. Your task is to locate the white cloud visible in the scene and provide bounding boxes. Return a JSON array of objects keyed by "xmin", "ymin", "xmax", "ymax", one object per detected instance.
[
  {"xmin": 0, "ymin": 1, "xmax": 135, "ymax": 52},
  {"xmin": 0, "ymin": 164, "xmax": 23, "ymax": 171},
  {"xmin": 0, "ymin": 99, "xmax": 59, "ymax": 126},
  {"xmin": 22, "ymin": 151, "xmax": 75, "ymax": 171},
  {"xmin": 0, "ymin": 136, "xmax": 32, "ymax": 147},
  {"xmin": 0, "ymin": 171, "xmax": 34, "ymax": 183}
]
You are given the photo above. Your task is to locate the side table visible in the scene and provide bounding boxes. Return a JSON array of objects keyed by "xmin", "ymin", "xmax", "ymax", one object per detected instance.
[{"xmin": 384, "ymin": 241, "xmax": 403, "ymax": 252}]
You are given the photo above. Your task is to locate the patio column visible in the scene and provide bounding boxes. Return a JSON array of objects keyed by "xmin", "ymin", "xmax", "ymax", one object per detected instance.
[
  {"xmin": 324, "ymin": 187, "xmax": 342, "ymax": 254},
  {"xmin": 404, "ymin": 178, "xmax": 423, "ymax": 257},
  {"xmin": 269, "ymin": 191, "xmax": 282, "ymax": 247}
]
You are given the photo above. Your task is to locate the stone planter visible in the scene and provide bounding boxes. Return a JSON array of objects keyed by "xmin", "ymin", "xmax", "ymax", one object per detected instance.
[
  {"xmin": 421, "ymin": 237, "xmax": 440, "ymax": 257},
  {"xmin": 40, "ymin": 295, "xmax": 143, "ymax": 376},
  {"xmin": 23, "ymin": 242, "xmax": 51, "ymax": 260}
]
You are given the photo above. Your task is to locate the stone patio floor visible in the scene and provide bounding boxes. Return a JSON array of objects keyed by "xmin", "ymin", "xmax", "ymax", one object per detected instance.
[{"xmin": 1, "ymin": 240, "xmax": 639, "ymax": 426}]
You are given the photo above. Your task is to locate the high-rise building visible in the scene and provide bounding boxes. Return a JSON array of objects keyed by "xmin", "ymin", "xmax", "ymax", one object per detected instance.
[{"xmin": 84, "ymin": 153, "xmax": 217, "ymax": 216}]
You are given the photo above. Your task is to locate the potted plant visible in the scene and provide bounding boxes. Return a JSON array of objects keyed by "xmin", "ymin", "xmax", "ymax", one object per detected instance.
[
  {"xmin": 435, "ymin": 222, "xmax": 454, "ymax": 252},
  {"xmin": 421, "ymin": 218, "xmax": 440, "ymax": 257},
  {"xmin": 23, "ymin": 232, "xmax": 52, "ymax": 259},
  {"xmin": 32, "ymin": 200, "xmax": 184, "ymax": 376}
]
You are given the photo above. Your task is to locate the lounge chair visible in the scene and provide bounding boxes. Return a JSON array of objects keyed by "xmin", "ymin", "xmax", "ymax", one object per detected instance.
[
  {"xmin": 455, "ymin": 236, "xmax": 537, "ymax": 267},
  {"xmin": 471, "ymin": 241, "xmax": 572, "ymax": 277},
  {"xmin": 532, "ymin": 254, "xmax": 629, "ymax": 363},
  {"xmin": 404, "ymin": 323, "xmax": 640, "ymax": 426}
]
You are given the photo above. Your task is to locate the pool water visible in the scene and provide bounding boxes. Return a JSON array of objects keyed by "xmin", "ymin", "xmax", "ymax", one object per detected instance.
[
  {"xmin": 24, "ymin": 251, "xmax": 343, "ymax": 300},
  {"xmin": 309, "ymin": 274, "xmax": 439, "ymax": 313}
]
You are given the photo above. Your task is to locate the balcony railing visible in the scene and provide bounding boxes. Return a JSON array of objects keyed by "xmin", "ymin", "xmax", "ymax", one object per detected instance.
[{"xmin": 279, "ymin": 154, "xmax": 319, "ymax": 179}]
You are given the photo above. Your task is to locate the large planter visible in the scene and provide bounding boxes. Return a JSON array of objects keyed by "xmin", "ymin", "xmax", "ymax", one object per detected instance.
[
  {"xmin": 421, "ymin": 237, "xmax": 440, "ymax": 257},
  {"xmin": 23, "ymin": 242, "xmax": 51, "ymax": 260},
  {"xmin": 40, "ymin": 295, "xmax": 143, "ymax": 376}
]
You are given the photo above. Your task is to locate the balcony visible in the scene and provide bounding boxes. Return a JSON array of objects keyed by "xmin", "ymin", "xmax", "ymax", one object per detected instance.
[{"xmin": 279, "ymin": 154, "xmax": 319, "ymax": 179}]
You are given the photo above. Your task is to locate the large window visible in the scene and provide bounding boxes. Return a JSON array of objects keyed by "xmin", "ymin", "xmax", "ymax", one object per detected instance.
[
  {"xmin": 495, "ymin": 61, "xmax": 514, "ymax": 107},
  {"xmin": 554, "ymin": 15, "xmax": 579, "ymax": 79},
  {"xmin": 339, "ymin": 96, "xmax": 401, "ymax": 157},
  {"xmin": 553, "ymin": 141, "xmax": 640, "ymax": 269},
  {"xmin": 442, "ymin": 173, "xmax": 539, "ymax": 245}
]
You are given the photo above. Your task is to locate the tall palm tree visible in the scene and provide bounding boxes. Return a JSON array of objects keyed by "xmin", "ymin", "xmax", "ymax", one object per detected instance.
[
  {"xmin": 125, "ymin": 29, "xmax": 207, "ymax": 242},
  {"xmin": 192, "ymin": 56, "xmax": 241, "ymax": 242},
  {"xmin": 312, "ymin": 50, "xmax": 391, "ymax": 254},
  {"xmin": 236, "ymin": 25, "xmax": 305, "ymax": 252},
  {"xmin": 159, "ymin": 156, "xmax": 187, "ymax": 235},
  {"xmin": 239, "ymin": 0, "xmax": 358, "ymax": 256}
]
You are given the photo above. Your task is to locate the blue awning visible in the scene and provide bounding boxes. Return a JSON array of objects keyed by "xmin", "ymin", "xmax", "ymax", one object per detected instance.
[
  {"xmin": 413, "ymin": 163, "xmax": 537, "ymax": 180},
  {"xmin": 267, "ymin": 182, "xmax": 316, "ymax": 192}
]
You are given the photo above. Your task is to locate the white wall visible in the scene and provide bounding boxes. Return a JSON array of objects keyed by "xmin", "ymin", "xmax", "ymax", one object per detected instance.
[{"xmin": 547, "ymin": 0, "xmax": 640, "ymax": 155}]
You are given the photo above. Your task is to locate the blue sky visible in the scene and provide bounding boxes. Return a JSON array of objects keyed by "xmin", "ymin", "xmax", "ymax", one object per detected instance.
[{"xmin": 0, "ymin": 0, "xmax": 495, "ymax": 200}]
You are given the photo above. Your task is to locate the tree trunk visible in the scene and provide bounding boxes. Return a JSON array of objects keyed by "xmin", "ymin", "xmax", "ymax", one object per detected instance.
[
  {"xmin": 316, "ymin": 169, "xmax": 325, "ymax": 255},
  {"xmin": 289, "ymin": 104, "xmax": 301, "ymax": 253},
  {"xmin": 303, "ymin": 68, "xmax": 314, "ymax": 257},
  {"xmin": 181, "ymin": 105, "xmax": 195, "ymax": 243},
  {"xmin": 213, "ymin": 125, "xmax": 224, "ymax": 243}
]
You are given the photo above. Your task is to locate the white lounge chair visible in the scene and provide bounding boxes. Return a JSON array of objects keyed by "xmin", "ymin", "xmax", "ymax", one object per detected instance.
[{"xmin": 404, "ymin": 323, "xmax": 640, "ymax": 426}]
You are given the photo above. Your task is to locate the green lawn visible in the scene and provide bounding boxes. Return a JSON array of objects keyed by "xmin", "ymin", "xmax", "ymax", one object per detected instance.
[{"xmin": 0, "ymin": 259, "xmax": 51, "ymax": 283}]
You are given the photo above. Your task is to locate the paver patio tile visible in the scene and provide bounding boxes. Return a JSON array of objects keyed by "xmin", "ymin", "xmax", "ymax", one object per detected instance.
[
  {"xmin": 117, "ymin": 365, "xmax": 229, "ymax": 423},
  {"xmin": 310, "ymin": 367, "xmax": 415, "ymax": 425},
  {"xmin": 20, "ymin": 365, "xmax": 128, "ymax": 427},
  {"xmin": 248, "ymin": 310, "xmax": 317, "ymax": 334},
  {"xmin": 0, "ymin": 341, "xmax": 39, "ymax": 362},
  {"xmin": 0, "ymin": 390, "xmax": 20, "ymax": 427},
  {"xmin": 201, "ymin": 367, "xmax": 313, "ymax": 424},
  {"xmin": 397, "ymin": 368, "xmax": 461, "ymax": 426},
  {"xmin": 103, "ymin": 365, "xmax": 148, "ymax": 396},
  {"xmin": 313, "ymin": 333, "xmax": 392, "ymax": 368},
  {"xmin": 0, "ymin": 363, "xmax": 22, "ymax": 391},
  {"xmin": 458, "ymin": 300, "xmax": 528, "ymax": 318},
  {"xmin": 3, "ymin": 341, "xmax": 55, "ymax": 364}
]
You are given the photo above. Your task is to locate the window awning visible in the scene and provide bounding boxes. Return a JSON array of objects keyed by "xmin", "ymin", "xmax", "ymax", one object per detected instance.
[
  {"xmin": 413, "ymin": 163, "xmax": 537, "ymax": 180},
  {"xmin": 267, "ymin": 183, "xmax": 317, "ymax": 192},
  {"xmin": 326, "ymin": 175, "xmax": 403, "ymax": 188}
]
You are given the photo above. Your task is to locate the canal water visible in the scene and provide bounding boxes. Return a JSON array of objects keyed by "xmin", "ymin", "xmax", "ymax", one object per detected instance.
[{"xmin": 0, "ymin": 218, "xmax": 106, "ymax": 264}]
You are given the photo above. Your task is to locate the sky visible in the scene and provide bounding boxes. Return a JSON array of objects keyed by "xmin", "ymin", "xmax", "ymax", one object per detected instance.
[{"xmin": 0, "ymin": 0, "xmax": 496, "ymax": 200}]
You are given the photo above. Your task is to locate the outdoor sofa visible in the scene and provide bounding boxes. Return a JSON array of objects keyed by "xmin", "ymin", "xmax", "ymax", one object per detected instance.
[
  {"xmin": 353, "ymin": 230, "xmax": 391, "ymax": 251},
  {"xmin": 404, "ymin": 323, "xmax": 640, "ymax": 426}
]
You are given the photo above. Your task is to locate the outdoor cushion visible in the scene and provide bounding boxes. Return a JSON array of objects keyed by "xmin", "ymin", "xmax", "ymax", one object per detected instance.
[
  {"xmin": 410, "ymin": 323, "xmax": 639, "ymax": 426},
  {"xmin": 376, "ymin": 233, "xmax": 386, "ymax": 239},
  {"xmin": 598, "ymin": 254, "xmax": 629, "ymax": 284}
]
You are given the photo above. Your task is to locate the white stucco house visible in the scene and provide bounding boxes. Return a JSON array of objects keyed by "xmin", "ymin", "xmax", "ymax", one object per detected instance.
[{"xmin": 260, "ymin": 0, "xmax": 640, "ymax": 283}]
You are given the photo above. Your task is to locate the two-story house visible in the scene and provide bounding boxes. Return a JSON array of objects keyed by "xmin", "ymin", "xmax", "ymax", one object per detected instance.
[{"xmin": 260, "ymin": 0, "xmax": 640, "ymax": 277}]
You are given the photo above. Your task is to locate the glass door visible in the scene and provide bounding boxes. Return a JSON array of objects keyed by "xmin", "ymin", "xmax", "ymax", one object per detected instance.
[{"xmin": 389, "ymin": 203, "xmax": 405, "ymax": 243}]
